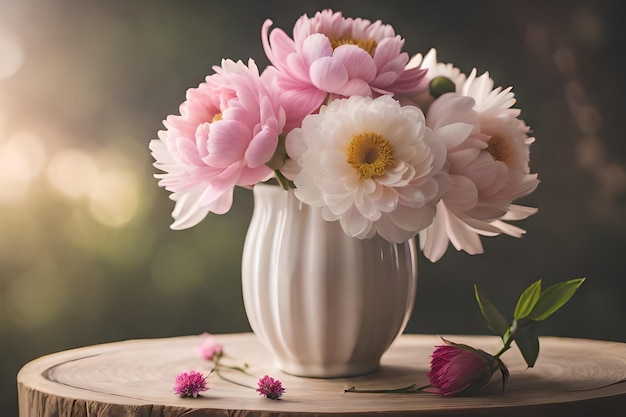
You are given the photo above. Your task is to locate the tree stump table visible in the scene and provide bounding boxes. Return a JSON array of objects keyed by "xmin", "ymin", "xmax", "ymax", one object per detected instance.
[{"xmin": 17, "ymin": 333, "xmax": 626, "ymax": 416}]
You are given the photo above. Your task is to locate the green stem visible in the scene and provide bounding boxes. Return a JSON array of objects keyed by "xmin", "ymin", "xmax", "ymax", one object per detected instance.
[
  {"xmin": 496, "ymin": 324, "xmax": 518, "ymax": 358},
  {"xmin": 212, "ymin": 354, "xmax": 259, "ymax": 390},
  {"xmin": 345, "ymin": 383, "xmax": 431, "ymax": 394},
  {"xmin": 495, "ymin": 343, "xmax": 512, "ymax": 358},
  {"xmin": 214, "ymin": 368, "xmax": 257, "ymax": 390},
  {"xmin": 274, "ymin": 169, "xmax": 294, "ymax": 190}
]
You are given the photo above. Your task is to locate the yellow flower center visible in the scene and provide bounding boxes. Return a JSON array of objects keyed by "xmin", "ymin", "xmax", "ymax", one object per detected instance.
[
  {"xmin": 328, "ymin": 37, "xmax": 378, "ymax": 56},
  {"xmin": 346, "ymin": 132, "xmax": 394, "ymax": 179},
  {"xmin": 212, "ymin": 113, "xmax": 223, "ymax": 123},
  {"xmin": 486, "ymin": 134, "xmax": 514, "ymax": 167}
]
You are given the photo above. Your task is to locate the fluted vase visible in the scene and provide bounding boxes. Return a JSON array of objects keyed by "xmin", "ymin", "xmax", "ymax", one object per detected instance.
[{"xmin": 241, "ymin": 183, "xmax": 418, "ymax": 378}]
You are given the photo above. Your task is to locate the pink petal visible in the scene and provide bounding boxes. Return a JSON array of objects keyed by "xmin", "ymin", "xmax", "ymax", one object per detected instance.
[
  {"xmin": 444, "ymin": 175, "xmax": 478, "ymax": 212},
  {"xmin": 245, "ymin": 125, "xmax": 279, "ymax": 168},
  {"xmin": 427, "ymin": 94, "xmax": 477, "ymax": 131},
  {"xmin": 501, "ymin": 204, "xmax": 538, "ymax": 221},
  {"xmin": 419, "ymin": 203, "xmax": 451, "ymax": 262},
  {"xmin": 446, "ymin": 212, "xmax": 484, "ymax": 254},
  {"xmin": 372, "ymin": 37, "xmax": 403, "ymax": 69},
  {"xmin": 263, "ymin": 21, "xmax": 295, "ymax": 69},
  {"xmin": 203, "ymin": 120, "xmax": 251, "ymax": 168},
  {"xmin": 389, "ymin": 66, "xmax": 427, "ymax": 94},
  {"xmin": 170, "ymin": 189, "xmax": 211, "ymax": 230},
  {"xmin": 174, "ymin": 135, "xmax": 204, "ymax": 166},
  {"xmin": 333, "ymin": 45, "xmax": 376, "ymax": 82},
  {"xmin": 309, "ymin": 56, "xmax": 348, "ymax": 92},
  {"xmin": 337, "ymin": 78, "xmax": 373, "ymax": 96},
  {"xmin": 301, "ymin": 33, "xmax": 333, "ymax": 66},
  {"xmin": 238, "ymin": 162, "xmax": 271, "ymax": 185},
  {"xmin": 432, "ymin": 122, "xmax": 475, "ymax": 150}
]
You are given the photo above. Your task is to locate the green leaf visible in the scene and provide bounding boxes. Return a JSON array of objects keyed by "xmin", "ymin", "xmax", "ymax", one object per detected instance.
[
  {"xmin": 474, "ymin": 285, "xmax": 510, "ymax": 338},
  {"xmin": 527, "ymin": 278, "xmax": 586, "ymax": 321},
  {"xmin": 513, "ymin": 279, "xmax": 542, "ymax": 320},
  {"xmin": 512, "ymin": 319, "xmax": 540, "ymax": 367}
]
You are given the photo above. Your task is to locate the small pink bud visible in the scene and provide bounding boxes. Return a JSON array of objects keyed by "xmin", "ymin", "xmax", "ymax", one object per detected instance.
[
  {"xmin": 196, "ymin": 333, "xmax": 224, "ymax": 361},
  {"xmin": 426, "ymin": 338, "xmax": 507, "ymax": 397}
]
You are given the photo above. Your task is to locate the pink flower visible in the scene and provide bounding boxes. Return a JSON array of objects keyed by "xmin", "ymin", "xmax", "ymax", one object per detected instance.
[
  {"xmin": 262, "ymin": 9, "xmax": 425, "ymax": 130},
  {"xmin": 196, "ymin": 333, "xmax": 224, "ymax": 361},
  {"xmin": 173, "ymin": 370, "xmax": 209, "ymax": 398},
  {"xmin": 150, "ymin": 59, "xmax": 286, "ymax": 230},
  {"xmin": 426, "ymin": 339, "xmax": 507, "ymax": 397},
  {"xmin": 419, "ymin": 81, "xmax": 539, "ymax": 262},
  {"xmin": 256, "ymin": 375, "xmax": 285, "ymax": 400}
]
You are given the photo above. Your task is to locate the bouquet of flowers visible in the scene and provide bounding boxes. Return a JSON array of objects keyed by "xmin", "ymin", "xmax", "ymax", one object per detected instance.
[{"xmin": 150, "ymin": 9, "xmax": 539, "ymax": 262}]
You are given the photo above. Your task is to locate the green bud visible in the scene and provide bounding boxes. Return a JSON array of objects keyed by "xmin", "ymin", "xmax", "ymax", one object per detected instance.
[{"xmin": 429, "ymin": 76, "xmax": 456, "ymax": 98}]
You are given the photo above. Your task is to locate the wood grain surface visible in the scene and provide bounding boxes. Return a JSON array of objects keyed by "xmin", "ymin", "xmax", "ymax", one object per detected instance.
[{"xmin": 17, "ymin": 333, "xmax": 626, "ymax": 416}]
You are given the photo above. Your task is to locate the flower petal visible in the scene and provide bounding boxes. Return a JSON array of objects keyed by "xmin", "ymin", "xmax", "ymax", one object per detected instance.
[{"xmin": 309, "ymin": 56, "xmax": 349, "ymax": 92}]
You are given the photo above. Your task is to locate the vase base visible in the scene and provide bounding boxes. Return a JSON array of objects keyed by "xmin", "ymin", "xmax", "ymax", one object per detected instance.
[{"xmin": 276, "ymin": 359, "xmax": 380, "ymax": 379}]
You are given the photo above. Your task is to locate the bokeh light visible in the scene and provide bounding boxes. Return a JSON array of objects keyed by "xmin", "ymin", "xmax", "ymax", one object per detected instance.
[
  {"xmin": 0, "ymin": 30, "xmax": 23, "ymax": 79},
  {"xmin": 0, "ymin": 132, "xmax": 46, "ymax": 204},
  {"xmin": 46, "ymin": 149, "xmax": 99, "ymax": 200},
  {"xmin": 88, "ymin": 167, "xmax": 140, "ymax": 228}
]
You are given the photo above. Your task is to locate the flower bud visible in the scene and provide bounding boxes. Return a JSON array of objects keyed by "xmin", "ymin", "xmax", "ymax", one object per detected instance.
[
  {"xmin": 429, "ymin": 76, "xmax": 456, "ymax": 98},
  {"xmin": 426, "ymin": 338, "xmax": 508, "ymax": 397},
  {"xmin": 196, "ymin": 333, "xmax": 224, "ymax": 361}
]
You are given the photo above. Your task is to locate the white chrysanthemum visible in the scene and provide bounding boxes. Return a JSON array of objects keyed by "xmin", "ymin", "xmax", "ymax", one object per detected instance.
[
  {"xmin": 461, "ymin": 68, "xmax": 518, "ymax": 118},
  {"xmin": 285, "ymin": 95, "xmax": 449, "ymax": 243}
]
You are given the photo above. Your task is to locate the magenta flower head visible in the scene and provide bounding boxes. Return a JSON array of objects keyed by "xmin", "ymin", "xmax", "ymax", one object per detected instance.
[
  {"xmin": 426, "ymin": 338, "xmax": 508, "ymax": 397},
  {"xmin": 173, "ymin": 370, "xmax": 209, "ymax": 398},
  {"xmin": 256, "ymin": 375, "xmax": 286, "ymax": 400},
  {"xmin": 196, "ymin": 333, "xmax": 224, "ymax": 361}
]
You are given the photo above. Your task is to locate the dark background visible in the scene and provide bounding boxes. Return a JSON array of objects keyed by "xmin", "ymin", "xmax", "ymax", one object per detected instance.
[{"xmin": 1, "ymin": 0, "xmax": 625, "ymax": 415}]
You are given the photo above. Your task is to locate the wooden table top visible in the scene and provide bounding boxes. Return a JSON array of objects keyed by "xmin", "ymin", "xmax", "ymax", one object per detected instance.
[{"xmin": 17, "ymin": 333, "xmax": 626, "ymax": 416}]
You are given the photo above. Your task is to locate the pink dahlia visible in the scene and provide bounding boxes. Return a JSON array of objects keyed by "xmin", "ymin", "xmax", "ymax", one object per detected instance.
[
  {"xmin": 150, "ymin": 59, "xmax": 286, "ymax": 229},
  {"xmin": 262, "ymin": 9, "xmax": 425, "ymax": 130},
  {"xmin": 173, "ymin": 370, "xmax": 209, "ymax": 398},
  {"xmin": 419, "ymin": 75, "xmax": 539, "ymax": 261},
  {"xmin": 256, "ymin": 375, "xmax": 285, "ymax": 400},
  {"xmin": 196, "ymin": 332, "xmax": 224, "ymax": 361},
  {"xmin": 426, "ymin": 339, "xmax": 507, "ymax": 397}
]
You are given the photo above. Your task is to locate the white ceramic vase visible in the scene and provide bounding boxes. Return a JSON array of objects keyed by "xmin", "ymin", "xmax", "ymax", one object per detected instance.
[{"xmin": 241, "ymin": 183, "xmax": 418, "ymax": 378}]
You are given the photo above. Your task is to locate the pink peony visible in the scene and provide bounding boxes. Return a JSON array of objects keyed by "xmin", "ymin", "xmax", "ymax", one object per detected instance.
[
  {"xmin": 262, "ymin": 9, "xmax": 425, "ymax": 130},
  {"xmin": 196, "ymin": 333, "xmax": 224, "ymax": 361},
  {"xmin": 427, "ymin": 339, "xmax": 507, "ymax": 397},
  {"xmin": 256, "ymin": 375, "xmax": 285, "ymax": 400},
  {"xmin": 150, "ymin": 59, "xmax": 286, "ymax": 230},
  {"xmin": 173, "ymin": 370, "xmax": 209, "ymax": 398},
  {"xmin": 419, "ymin": 79, "xmax": 539, "ymax": 261}
]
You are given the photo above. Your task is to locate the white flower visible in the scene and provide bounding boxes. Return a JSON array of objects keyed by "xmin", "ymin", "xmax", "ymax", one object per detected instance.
[{"xmin": 285, "ymin": 95, "xmax": 449, "ymax": 243}]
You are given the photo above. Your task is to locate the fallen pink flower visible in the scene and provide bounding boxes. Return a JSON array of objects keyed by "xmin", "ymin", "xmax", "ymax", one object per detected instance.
[
  {"xmin": 173, "ymin": 370, "xmax": 209, "ymax": 398},
  {"xmin": 256, "ymin": 374, "xmax": 285, "ymax": 400}
]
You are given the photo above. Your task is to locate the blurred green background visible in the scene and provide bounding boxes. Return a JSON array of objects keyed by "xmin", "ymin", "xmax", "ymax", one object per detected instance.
[{"xmin": 2, "ymin": 0, "xmax": 625, "ymax": 414}]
